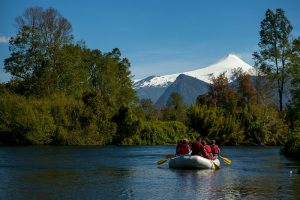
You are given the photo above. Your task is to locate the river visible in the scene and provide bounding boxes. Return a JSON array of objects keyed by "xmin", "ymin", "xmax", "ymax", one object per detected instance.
[{"xmin": 0, "ymin": 146, "xmax": 299, "ymax": 200}]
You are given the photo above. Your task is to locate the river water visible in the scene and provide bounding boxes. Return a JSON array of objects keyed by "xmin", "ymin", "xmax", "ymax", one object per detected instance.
[{"xmin": 0, "ymin": 146, "xmax": 299, "ymax": 200}]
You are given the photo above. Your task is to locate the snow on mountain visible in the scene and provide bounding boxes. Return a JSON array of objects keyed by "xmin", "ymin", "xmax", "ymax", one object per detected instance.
[{"xmin": 134, "ymin": 54, "xmax": 253, "ymax": 89}]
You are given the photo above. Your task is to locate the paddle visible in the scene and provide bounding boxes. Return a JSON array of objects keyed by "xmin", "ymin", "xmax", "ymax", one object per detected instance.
[
  {"xmin": 157, "ymin": 154, "xmax": 175, "ymax": 165},
  {"xmin": 220, "ymin": 155, "xmax": 231, "ymax": 164},
  {"xmin": 164, "ymin": 154, "xmax": 175, "ymax": 159}
]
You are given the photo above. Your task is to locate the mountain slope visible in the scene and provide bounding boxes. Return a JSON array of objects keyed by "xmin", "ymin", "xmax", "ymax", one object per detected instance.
[
  {"xmin": 133, "ymin": 76, "xmax": 171, "ymax": 103},
  {"xmin": 154, "ymin": 74, "xmax": 209, "ymax": 107},
  {"xmin": 135, "ymin": 84, "xmax": 170, "ymax": 103}
]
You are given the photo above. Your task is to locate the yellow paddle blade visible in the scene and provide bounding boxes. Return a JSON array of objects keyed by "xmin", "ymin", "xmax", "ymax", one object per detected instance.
[
  {"xmin": 164, "ymin": 154, "xmax": 175, "ymax": 159},
  {"xmin": 157, "ymin": 154, "xmax": 175, "ymax": 165},
  {"xmin": 220, "ymin": 156, "xmax": 232, "ymax": 164},
  {"xmin": 157, "ymin": 159, "xmax": 168, "ymax": 165}
]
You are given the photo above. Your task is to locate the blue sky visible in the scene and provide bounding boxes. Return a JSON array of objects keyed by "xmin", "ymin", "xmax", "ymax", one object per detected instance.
[{"xmin": 0, "ymin": 0, "xmax": 300, "ymax": 82}]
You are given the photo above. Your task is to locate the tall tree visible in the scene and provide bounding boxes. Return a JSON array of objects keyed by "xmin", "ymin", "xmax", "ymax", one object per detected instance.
[
  {"xmin": 284, "ymin": 37, "xmax": 300, "ymax": 158},
  {"xmin": 288, "ymin": 37, "xmax": 300, "ymax": 127},
  {"xmin": 137, "ymin": 98, "xmax": 157, "ymax": 120},
  {"xmin": 290, "ymin": 38, "xmax": 300, "ymax": 106},
  {"xmin": 88, "ymin": 48, "xmax": 136, "ymax": 114},
  {"xmin": 4, "ymin": 7, "xmax": 73, "ymax": 96},
  {"xmin": 162, "ymin": 92, "xmax": 186, "ymax": 122},
  {"xmin": 232, "ymin": 68, "xmax": 256, "ymax": 106},
  {"xmin": 208, "ymin": 73, "xmax": 238, "ymax": 112},
  {"xmin": 54, "ymin": 44, "xmax": 90, "ymax": 97},
  {"xmin": 112, "ymin": 105, "xmax": 140, "ymax": 144},
  {"xmin": 254, "ymin": 8, "xmax": 293, "ymax": 111}
]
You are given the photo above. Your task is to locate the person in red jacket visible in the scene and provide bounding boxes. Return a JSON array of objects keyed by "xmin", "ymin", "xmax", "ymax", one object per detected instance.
[
  {"xmin": 191, "ymin": 136, "xmax": 204, "ymax": 156},
  {"xmin": 211, "ymin": 140, "xmax": 220, "ymax": 158},
  {"xmin": 175, "ymin": 138, "xmax": 191, "ymax": 156},
  {"xmin": 202, "ymin": 140, "xmax": 213, "ymax": 159}
]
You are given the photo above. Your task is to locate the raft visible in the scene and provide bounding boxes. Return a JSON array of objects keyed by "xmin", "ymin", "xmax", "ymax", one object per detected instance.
[{"xmin": 168, "ymin": 155, "xmax": 220, "ymax": 169}]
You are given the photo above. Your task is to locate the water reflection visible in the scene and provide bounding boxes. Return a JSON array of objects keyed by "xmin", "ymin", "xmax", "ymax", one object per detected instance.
[{"xmin": 0, "ymin": 146, "xmax": 299, "ymax": 200}]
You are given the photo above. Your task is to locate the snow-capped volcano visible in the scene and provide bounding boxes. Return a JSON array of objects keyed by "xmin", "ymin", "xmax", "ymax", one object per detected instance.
[{"xmin": 134, "ymin": 54, "xmax": 253, "ymax": 89}]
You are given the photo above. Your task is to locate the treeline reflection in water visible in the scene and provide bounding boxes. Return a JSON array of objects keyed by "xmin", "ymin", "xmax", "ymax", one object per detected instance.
[{"xmin": 0, "ymin": 146, "xmax": 299, "ymax": 199}]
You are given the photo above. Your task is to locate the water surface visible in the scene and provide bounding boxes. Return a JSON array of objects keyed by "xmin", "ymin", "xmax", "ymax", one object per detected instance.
[{"xmin": 0, "ymin": 146, "xmax": 299, "ymax": 199}]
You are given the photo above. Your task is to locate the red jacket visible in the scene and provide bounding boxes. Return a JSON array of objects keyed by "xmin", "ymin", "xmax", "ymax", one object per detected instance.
[
  {"xmin": 204, "ymin": 145, "xmax": 213, "ymax": 159},
  {"xmin": 212, "ymin": 145, "xmax": 220, "ymax": 156},
  {"xmin": 191, "ymin": 141, "xmax": 204, "ymax": 156},
  {"xmin": 176, "ymin": 143, "xmax": 190, "ymax": 155}
]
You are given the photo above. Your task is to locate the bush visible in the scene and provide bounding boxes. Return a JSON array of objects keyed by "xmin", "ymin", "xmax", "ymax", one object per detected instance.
[
  {"xmin": 0, "ymin": 92, "xmax": 116, "ymax": 145},
  {"xmin": 0, "ymin": 93, "xmax": 56, "ymax": 144},
  {"xmin": 239, "ymin": 105, "xmax": 287, "ymax": 145},
  {"xmin": 282, "ymin": 130, "xmax": 300, "ymax": 160},
  {"xmin": 121, "ymin": 121, "xmax": 197, "ymax": 145},
  {"xmin": 187, "ymin": 104, "xmax": 243, "ymax": 144}
]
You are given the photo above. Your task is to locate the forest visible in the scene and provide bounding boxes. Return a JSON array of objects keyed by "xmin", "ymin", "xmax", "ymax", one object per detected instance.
[{"xmin": 0, "ymin": 7, "xmax": 299, "ymax": 160}]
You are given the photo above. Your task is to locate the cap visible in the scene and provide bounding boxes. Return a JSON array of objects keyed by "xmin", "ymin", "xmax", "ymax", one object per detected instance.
[{"xmin": 182, "ymin": 138, "xmax": 189, "ymax": 144}]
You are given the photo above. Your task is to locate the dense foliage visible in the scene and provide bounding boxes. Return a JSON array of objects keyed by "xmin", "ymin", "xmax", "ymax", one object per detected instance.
[
  {"xmin": 284, "ymin": 37, "xmax": 300, "ymax": 160},
  {"xmin": 0, "ymin": 91, "xmax": 115, "ymax": 145},
  {"xmin": 0, "ymin": 7, "xmax": 300, "ymax": 159},
  {"xmin": 121, "ymin": 121, "xmax": 197, "ymax": 145},
  {"xmin": 282, "ymin": 131, "xmax": 300, "ymax": 159}
]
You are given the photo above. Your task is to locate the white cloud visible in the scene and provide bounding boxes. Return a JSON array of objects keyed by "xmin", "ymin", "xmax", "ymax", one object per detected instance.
[{"xmin": 0, "ymin": 35, "xmax": 10, "ymax": 44}]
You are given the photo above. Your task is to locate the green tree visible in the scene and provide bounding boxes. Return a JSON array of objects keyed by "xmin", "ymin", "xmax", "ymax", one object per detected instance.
[
  {"xmin": 287, "ymin": 37, "xmax": 300, "ymax": 129},
  {"xmin": 88, "ymin": 48, "xmax": 136, "ymax": 114},
  {"xmin": 232, "ymin": 68, "xmax": 256, "ymax": 106},
  {"xmin": 4, "ymin": 7, "xmax": 73, "ymax": 96},
  {"xmin": 254, "ymin": 8, "xmax": 293, "ymax": 111},
  {"xmin": 112, "ymin": 105, "xmax": 141, "ymax": 144},
  {"xmin": 81, "ymin": 91, "xmax": 116, "ymax": 144},
  {"xmin": 208, "ymin": 73, "xmax": 238, "ymax": 113},
  {"xmin": 137, "ymin": 98, "xmax": 157, "ymax": 121},
  {"xmin": 186, "ymin": 104, "xmax": 244, "ymax": 145},
  {"xmin": 289, "ymin": 38, "xmax": 300, "ymax": 109},
  {"xmin": 166, "ymin": 92, "xmax": 185, "ymax": 110},
  {"xmin": 0, "ymin": 93, "xmax": 56, "ymax": 144},
  {"xmin": 162, "ymin": 92, "xmax": 186, "ymax": 122},
  {"xmin": 282, "ymin": 131, "xmax": 300, "ymax": 159}
]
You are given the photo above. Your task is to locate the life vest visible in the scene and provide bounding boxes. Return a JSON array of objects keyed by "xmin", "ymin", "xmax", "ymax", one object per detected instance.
[
  {"xmin": 176, "ymin": 143, "xmax": 190, "ymax": 155},
  {"xmin": 191, "ymin": 141, "xmax": 204, "ymax": 155},
  {"xmin": 212, "ymin": 145, "xmax": 220, "ymax": 156},
  {"xmin": 204, "ymin": 145, "xmax": 213, "ymax": 159}
]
